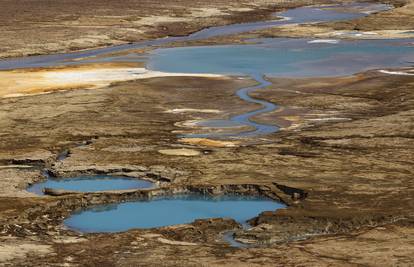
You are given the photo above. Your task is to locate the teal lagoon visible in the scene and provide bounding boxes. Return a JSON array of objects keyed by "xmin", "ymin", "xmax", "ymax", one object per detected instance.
[
  {"xmin": 28, "ymin": 175, "xmax": 154, "ymax": 195},
  {"xmin": 64, "ymin": 195, "xmax": 284, "ymax": 233}
]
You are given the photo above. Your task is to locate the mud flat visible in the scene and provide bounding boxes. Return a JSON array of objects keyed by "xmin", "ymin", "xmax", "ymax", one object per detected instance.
[
  {"xmin": 0, "ymin": 1, "xmax": 413, "ymax": 266},
  {"xmin": 0, "ymin": 67, "xmax": 413, "ymax": 265}
]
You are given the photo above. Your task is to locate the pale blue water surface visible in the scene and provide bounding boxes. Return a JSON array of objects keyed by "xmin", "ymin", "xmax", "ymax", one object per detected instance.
[
  {"xmin": 147, "ymin": 38, "xmax": 414, "ymax": 77},
  {"xmin": 28, "ymin": 175, "xmax": 154, "ymax": 195},
  {"xmin": 64, "ymin": 195, "xmax": 284, "ymax": 233}
]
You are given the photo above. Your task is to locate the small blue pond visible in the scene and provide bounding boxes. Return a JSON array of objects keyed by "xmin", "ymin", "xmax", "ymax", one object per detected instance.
[
  {"xmin": 64, "ymin": 195, "xmax": 284, "ymax": 233},
  {"xmin": 27, "ymin": 175, "xmax": 154, "ymax": 195}
]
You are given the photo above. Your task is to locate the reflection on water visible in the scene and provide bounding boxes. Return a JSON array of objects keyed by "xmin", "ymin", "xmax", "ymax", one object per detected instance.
[
  {"xmin": 27, "ymin": 175, "xmax": 154, "ymax": 195},
  {"xmin": 64, "ymin": 194, "xmax": 285, "ymax": 233}
]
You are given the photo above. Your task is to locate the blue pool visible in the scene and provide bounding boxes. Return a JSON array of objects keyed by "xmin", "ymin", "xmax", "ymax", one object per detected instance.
[
  {"xmin": 28, "ymin": 175, "xmax": 154, "ymax": 195},
  {"xmin": 64, "ymin": 195, "xmax": 284, "ymax": 233}
]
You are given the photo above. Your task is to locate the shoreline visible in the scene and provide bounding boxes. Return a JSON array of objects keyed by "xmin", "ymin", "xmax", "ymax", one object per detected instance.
[
  {"xmin": 0, "ymin": 64, "xmax": 224, "ymax": 98},
  {"xmin": 0, "ymin": 0, "xmax": 318, "ymax": 60}
]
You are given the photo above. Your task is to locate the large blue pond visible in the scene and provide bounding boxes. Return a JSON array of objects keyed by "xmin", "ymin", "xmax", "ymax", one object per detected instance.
[
  {"xmin": 147, "ymin": 38, "xmax": 414, "ymax": 77},
  {"xmin": 64, "ymin": 195, "xmax": 284, "ymax": 233},
  {"xmin": 28, "ymin": 175, "xmax": 154, "ymax": 195}
]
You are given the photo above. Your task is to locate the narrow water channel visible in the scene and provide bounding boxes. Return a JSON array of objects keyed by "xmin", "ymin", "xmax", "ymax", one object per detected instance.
[{"xmin": 182, "ymin": 75, "xmax": 279, "ymax": 138}]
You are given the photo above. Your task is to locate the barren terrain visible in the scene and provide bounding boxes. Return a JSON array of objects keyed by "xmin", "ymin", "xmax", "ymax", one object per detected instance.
[
  {"xmin": 0, "ymin": 0, "xmax": 413, "ymax": 266},
  {"xmin": 0, "ymin": 69, "xmax": 413, "ymax": 266}
]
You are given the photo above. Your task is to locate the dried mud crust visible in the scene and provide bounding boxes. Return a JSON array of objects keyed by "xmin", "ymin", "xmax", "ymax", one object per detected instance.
[{"xmin": 0, "ymin": 68, "xmax": 413, "ymax": 265}]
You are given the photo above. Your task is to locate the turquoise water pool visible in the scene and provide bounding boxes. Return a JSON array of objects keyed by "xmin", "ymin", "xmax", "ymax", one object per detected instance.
[
  {"xmin": 147, "ymin": 38, "xmax": 414, "ymax": 77},
  {"xmin": 64, "ymin": 195, "xmax": 284, "ymax": 233},
  {"xmin": 28, "ymin": 175, "xmax": 154, "ymax": 195}
]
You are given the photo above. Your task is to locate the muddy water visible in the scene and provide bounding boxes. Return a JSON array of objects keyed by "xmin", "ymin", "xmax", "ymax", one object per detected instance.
[{"xmin": 64, "ymin": 195, "xmax": 284, "ymax": 233}]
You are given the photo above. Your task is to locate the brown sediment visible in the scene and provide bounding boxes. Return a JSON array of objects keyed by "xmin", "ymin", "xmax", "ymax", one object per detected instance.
[
  {"xmin": 179, "ymin": 138, "xmax": 240, "ymax": 148},
  {"xmin": 0, "ymin": 0, "xmax": 414, "ymax": 266},
  {"xmin": 0, "ymin": 67, "xmax": 413, "ymax": 265}
]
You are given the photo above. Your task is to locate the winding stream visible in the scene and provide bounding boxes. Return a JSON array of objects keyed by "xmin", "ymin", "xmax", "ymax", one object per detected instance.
[{"xmin": 183, "ymin": 74, "xmax": 278, "ymax": 138}]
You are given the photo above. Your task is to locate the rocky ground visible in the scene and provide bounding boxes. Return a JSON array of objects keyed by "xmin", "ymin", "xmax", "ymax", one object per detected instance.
[
  {"xmin": 0, "ymin": 0, "xmax": 414, "ymax": 266},
  {"xmin": 0, "ymin": 69, "xmax": 413, "ymax": 266}
]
